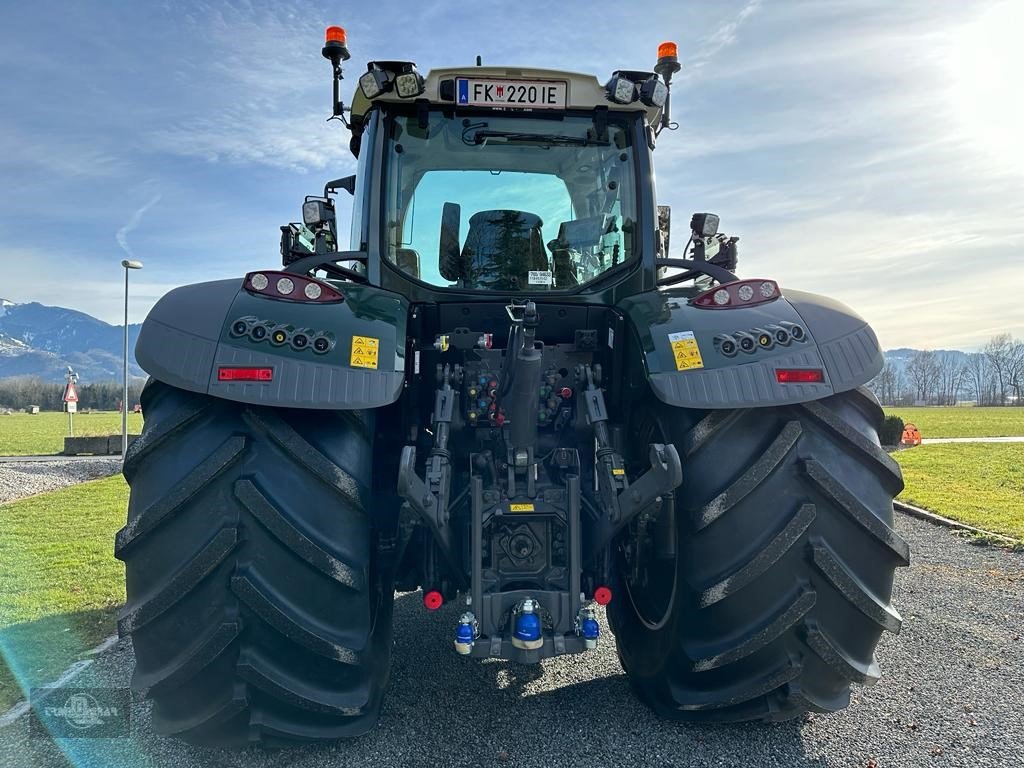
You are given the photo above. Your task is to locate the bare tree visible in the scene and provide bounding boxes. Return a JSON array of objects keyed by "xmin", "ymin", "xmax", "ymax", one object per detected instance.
[
  {"xmin": 983, "ymin": 333, "xmax": 1015, "ymax": 405},
  {"xmin": 869, "ymin": 363, "xmax": 900, "ymax": 406},
  {"xmin": 0, "ymin": 377, "xmax": 145, "ymax": 411},
  {"xmin": 934, "ymin": 352, "xmax": 967, "ymax": 405},
  {"xmin": 905, "ymin": 350, "xmax": 939, "ymax": 404},
  {"xmin": 964, "ymin": 353, "xmax": 990, "ymax": 405},
  {"xmin": 1008, "ymin": 337, "xmax": 1024, "ymax": 405}
]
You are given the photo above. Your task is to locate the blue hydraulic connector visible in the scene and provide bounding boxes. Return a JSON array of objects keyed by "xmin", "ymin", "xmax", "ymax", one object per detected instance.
[
  {"xmin": 511, "ymin": 598, "xmax": 543, "ymax": 650},
  {"xmin": 454, "ymin": 612, "xmax": 477, "ymax": 656},
  {"xmin": 578, "ymin": 607, "xmax": 600, "ymax": 649}
]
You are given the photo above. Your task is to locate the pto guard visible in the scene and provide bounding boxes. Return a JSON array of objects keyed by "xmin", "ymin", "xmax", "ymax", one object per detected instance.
[
  {"xmin": 135, "ymin": 278, "xmax": 407, "ymax": 409},
  {"xmin": 618, "ymin": 288, "xmax": 884, "ymax": 409}
]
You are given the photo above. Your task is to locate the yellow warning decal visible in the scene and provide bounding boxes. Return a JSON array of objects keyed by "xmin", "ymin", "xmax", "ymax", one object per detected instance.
[
  {"xmin": 612, "ymin": 468, "xmax": 626, "ymax": 476},
  {"xmin": 668, "ymin": 330, "xmax": 704, "ymax": 371},
  {"xmin": 509, "ymin": 503, "xmax": 535, "ymax": 512},
  {"xmin": 350, "ymin": 336, "xmax": 380, "ymax": 369}
]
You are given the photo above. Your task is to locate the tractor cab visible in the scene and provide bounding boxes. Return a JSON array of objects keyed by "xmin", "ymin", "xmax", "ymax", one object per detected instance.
[{"xmin": 282, "ymin": 29, "xmax": 690, "ymax": 301}]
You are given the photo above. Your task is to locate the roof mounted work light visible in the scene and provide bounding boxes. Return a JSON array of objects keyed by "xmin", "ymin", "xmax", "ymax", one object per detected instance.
[
  {"xmin": 605, "ymin": 74, "xmax": 638, "ymax": 104},
  {"xmin": 394, "ymin": 64, "xmax": 425, "ymax": 98},
  {"xmin": 359, "ymin": 67, "xmax": 392, "ymax": 99},
  {"xmin": 359, "ymin": 61, "xmax": 425, "ymax": 99},
  {"xmin": 639, "ymin": 75, "xmax": 668, "ymax": 107}
]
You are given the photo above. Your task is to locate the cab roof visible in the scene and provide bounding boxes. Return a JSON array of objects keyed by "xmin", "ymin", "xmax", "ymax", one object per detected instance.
[{"xmin": 359, "ymin": 65, "xmax": 664, "ymax": 124}]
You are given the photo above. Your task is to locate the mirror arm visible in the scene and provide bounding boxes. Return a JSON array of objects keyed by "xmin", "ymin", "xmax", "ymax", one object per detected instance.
[
  {"xmin": 654, "ymin": 258, "xmax": 737, "ymax": 286},
  {"xmin": 283, "ymin": 251, "xmax": 369, "ymax": 277},
  {"xmin": 324, "ymin": 175, "xmax": 356, "ymax": 197}
]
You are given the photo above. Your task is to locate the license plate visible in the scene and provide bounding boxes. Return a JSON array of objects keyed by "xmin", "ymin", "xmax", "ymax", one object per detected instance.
[{"xmin": 456, "ymin": 78, "xmax": 566, "ymax": 109}]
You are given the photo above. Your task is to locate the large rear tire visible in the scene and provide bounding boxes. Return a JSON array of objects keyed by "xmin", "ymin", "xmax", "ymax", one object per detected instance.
[
  {"xmin": 609, "ymin": 387, "xmax": 909, "ymax": 722},
  {"xmin": 116, "ymin": 381, "xmax": 394, "ymax": 745}
]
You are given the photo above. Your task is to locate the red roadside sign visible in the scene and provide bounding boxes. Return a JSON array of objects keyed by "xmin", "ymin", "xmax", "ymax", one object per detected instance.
[{"xmin": 63, "ymin": 381, "xmax": 79, "ymax": 403}]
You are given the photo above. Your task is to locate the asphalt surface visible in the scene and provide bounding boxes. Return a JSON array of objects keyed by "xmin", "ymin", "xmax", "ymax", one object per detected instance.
[{"xmin": 1, "ymin": 514, "xmax": 1022, "ymax": 768}]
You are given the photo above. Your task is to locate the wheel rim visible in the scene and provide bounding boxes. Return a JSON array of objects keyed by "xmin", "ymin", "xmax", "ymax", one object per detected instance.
[
  {"xmin": 621, "ymin": 411, "xmax": 679, "ymax": 631},
  {"xmin": 623, "ymin": 540, "xmax": 678, "ymax": 631}
]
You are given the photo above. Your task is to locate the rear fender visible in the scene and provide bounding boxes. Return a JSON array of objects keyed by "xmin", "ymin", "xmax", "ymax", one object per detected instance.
[
  {"xmin": 617, "ymin": 288, "xmax": 883, "ymax": 409},
  {"xmin": 135, "ymin": 279, "xmax": 407, "ymax": 409}
]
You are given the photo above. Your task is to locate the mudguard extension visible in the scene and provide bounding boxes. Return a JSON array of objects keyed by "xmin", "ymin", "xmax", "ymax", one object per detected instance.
[
  {"xmin": 618, "ymin": 288, "xmax": 883, "ymax": 409},
  {"xmin": 135, "ymin": 279, "xmax": 407, "ymax": 409}
]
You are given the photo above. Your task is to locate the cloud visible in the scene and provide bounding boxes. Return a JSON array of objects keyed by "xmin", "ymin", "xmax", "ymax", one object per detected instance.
[
  {"xmin": 145, "ymin": 1, "xmax": 361, "ymax": 173},
  {"xmin": 687, "ymin": 0, "xmax": 764, "ymax": 72},
  {"xmin": 115, "ymin": 195, "xmax": 162, "ymax": 261},
  {"xmin": 151, "ymin": 111, "xmax": 354, "ymax": 173}
]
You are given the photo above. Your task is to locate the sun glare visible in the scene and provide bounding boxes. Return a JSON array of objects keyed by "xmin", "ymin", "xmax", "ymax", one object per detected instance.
[{"xmin": 949, "ymin": 2, "xmax": 1024, "ymax": 174}]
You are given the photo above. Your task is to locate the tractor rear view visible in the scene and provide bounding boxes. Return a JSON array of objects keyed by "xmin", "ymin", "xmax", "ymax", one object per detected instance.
[{"xmin": 116, "ymin": 27, "xmax": 908, "ymax": 745}]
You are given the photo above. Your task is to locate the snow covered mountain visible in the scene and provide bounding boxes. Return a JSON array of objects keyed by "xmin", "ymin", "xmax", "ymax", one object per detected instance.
[{"xmin": 0, "ymin": 299, "xmax": 143, "ymax": 382}]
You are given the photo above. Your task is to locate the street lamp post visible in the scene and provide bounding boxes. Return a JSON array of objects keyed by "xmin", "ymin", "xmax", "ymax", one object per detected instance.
[{"xmin": 121, "ymin": 259, "xmax": 143, "ymax": 459}]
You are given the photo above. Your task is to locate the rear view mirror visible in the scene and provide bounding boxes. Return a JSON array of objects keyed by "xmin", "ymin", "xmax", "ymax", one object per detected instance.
[
  {"xmin": 439, "ymin": 202, "xmax": 462, "ymax": 281},
  {"xmin": 690, "ymin": 212, "xmax": 719, "ymax": 237}
]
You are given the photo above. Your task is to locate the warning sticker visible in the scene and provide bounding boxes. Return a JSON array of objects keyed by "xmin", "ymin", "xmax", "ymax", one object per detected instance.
[
  {"xmin": 528, "ymin": 270, "xmax": 552, "ymax": 286},
  {"xmin": 668, "ymin": 331, "xmax": 704, "ymax": 371},
  {"xmin": 612, "ymin": 468, "xmax": 625, "ymax": 476},
  {"xmin": 350, "ymin": 336, "xmax": 380, "ymax": 369},
  {"xmin": 509, "ymin": 503, "xmax": 535, "ymax": 512}
]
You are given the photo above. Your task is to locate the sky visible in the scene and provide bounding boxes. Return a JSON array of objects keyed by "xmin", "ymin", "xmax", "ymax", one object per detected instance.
[{"xmin": 0, "ymin": 0, "xmax": 1021, "ymax": 350}]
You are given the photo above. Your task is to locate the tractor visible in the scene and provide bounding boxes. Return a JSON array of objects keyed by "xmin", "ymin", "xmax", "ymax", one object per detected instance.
[{"xmin": 116, "ymin": 27, "xmax": 909, "ymax": 745}]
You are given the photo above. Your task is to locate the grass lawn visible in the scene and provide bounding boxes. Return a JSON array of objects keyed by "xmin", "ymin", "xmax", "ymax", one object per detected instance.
[
  {"xmin": 0, "ymin": 475, "xmax": 127, "ymax": 711},
  {"xmin": 0, "ymin": 411, "xmax": 144, "ymax": 455},
  {"xmin": 883, "ymin": 406, "xmax": 1024, "ymax": 439},
  {"xmin": 894, "ymin": 444, "xmax": 1024, "ymax": 540}
]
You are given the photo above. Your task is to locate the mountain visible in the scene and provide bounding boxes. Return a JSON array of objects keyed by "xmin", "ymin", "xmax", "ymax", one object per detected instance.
[{"xmin": 0, "ymin": 299, "xmax": 144, "ymax": 382}]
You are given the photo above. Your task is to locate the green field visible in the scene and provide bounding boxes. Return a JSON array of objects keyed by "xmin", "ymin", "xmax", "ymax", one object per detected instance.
[
  {"xmin": 0, "ymin": 475, "xmax": 127, "ymax": 710},
  {"xmin": 0, "ymin": 411, "xmax": 144, "ymax": 455},
  {"xmin": 883, "ymin": 406, "xmax": 1024, "ymax": 439},
  {"xmin": 894, "ymin": 443, "xmax": 1024, "ymax": 540}
]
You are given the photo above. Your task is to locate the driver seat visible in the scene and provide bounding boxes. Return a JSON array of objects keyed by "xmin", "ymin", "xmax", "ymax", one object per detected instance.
[{"xmin": 460, "ymin": 210, "xmax": 549, "ymax": 289}]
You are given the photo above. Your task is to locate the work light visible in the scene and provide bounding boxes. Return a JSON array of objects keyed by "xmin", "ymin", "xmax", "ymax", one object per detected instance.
[
  {"xmin": 359, "ymin": 68, "xmax": 392, "ymax": 99},
  {"xmin": 605, "ymin": 75, "xmax": 637, "ymax": 104},
  {"xmin": 639, "ymin": 76, "xmax": 668, "ymax": 108},
  {"xmin": 395, "ymin": 68, "xmax": 425, "ymax": 98}
]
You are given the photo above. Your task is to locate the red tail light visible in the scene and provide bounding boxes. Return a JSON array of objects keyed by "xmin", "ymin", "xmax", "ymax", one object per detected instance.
[
  {"xmin": 691, "ymin": 279, "xmax": 780, "ymax": 309},
  {"xmin": 218, "ymin": 367, "xmax": 273, "ymax": 382},
  {"xmin": 775, "ymin": 368, "xmax": 824, "ymax": 384},
  {"xmin": 594, "ymin": 586, "xmax": 613, "ymax": 605},
  {"xmin": 244, "ymin": 271, "xmax": 344, "ymax": 303}
]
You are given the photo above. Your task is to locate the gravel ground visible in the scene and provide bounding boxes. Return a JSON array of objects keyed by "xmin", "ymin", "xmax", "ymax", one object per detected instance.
[
  {"xmin": 0, "ymin": 458, "xmax": 122, "ymax": 504},
  {"xmin": 1, "ymin": 514, "xmax": 1021, "ymax": 768}
]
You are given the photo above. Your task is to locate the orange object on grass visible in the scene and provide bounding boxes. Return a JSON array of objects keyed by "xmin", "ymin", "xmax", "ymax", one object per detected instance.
[{"xmin": 900, "ymin": 423, "xmax": 922, "ymax": 446}]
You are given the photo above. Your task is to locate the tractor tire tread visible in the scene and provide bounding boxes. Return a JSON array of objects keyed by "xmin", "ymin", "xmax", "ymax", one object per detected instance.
[
  {"xmin": 612, "ymin": 389, "xmax": 907, "ymax": 723},
  {"xmin": 118, "ymin": 381, "xmax": 390, "ymax": 746}
]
